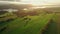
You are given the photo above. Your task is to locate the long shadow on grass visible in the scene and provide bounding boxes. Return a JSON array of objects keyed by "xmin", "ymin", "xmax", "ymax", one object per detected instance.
[
  {"xmin": 42, "ymin": 19, "xmax": 58, "ymax": 34},
  {"xmin": 0, "ymin": 19, "xmax": 15, "ymax": 33}
]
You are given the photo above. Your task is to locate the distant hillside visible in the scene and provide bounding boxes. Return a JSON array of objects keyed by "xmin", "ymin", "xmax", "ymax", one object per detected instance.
[
  {"xmin": 0, "ymin": 4, "xmax": 32, "ymax": 9},
  {"xmin": 43, "ymin": 7, "xmax": 60, "ymax": 12}
]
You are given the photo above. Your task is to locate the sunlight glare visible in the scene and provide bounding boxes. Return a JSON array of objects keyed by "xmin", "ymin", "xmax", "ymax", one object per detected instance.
[
  {"xmin": 23, "ymin": 8, "xmax": 28, "ymax": 10},
  {"xmin": 21, "ymin": 0, "xmax": 45, "ymax": 5}
]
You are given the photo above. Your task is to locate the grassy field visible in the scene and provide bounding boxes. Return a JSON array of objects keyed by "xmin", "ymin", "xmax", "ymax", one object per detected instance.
[{"xmin": 0, "ymin": 13, "xmax": 56, "ymax": 34}]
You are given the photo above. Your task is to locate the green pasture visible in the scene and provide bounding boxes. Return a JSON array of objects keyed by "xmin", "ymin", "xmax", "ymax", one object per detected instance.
[{"xmin": 0, "ymin": 13, "xmax": 56, "ymax": 34}]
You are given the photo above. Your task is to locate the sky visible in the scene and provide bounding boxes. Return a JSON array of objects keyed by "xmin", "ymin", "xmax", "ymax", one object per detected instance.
[
  {"xmin": 0, "ymin": 0, "xmax": 60, "ymax": 5},
  {"xmin": 20, "ymin": 0, "xmax": 60, "ymax": 5}
]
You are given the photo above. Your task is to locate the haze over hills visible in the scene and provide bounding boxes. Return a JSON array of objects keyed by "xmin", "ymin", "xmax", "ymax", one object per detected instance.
[
  {"xmin": 0, "ymin": 1, "xmax": 60, "ymax": 12},
  {"xmin": 0, "ymin": 1, "xmax": 60, "ymax": 7}
]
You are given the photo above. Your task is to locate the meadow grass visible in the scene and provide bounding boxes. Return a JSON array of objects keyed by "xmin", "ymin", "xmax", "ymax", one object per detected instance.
[{"xmin": 0, "ymin": 13, "xmax": 54, "ymax": 34}]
